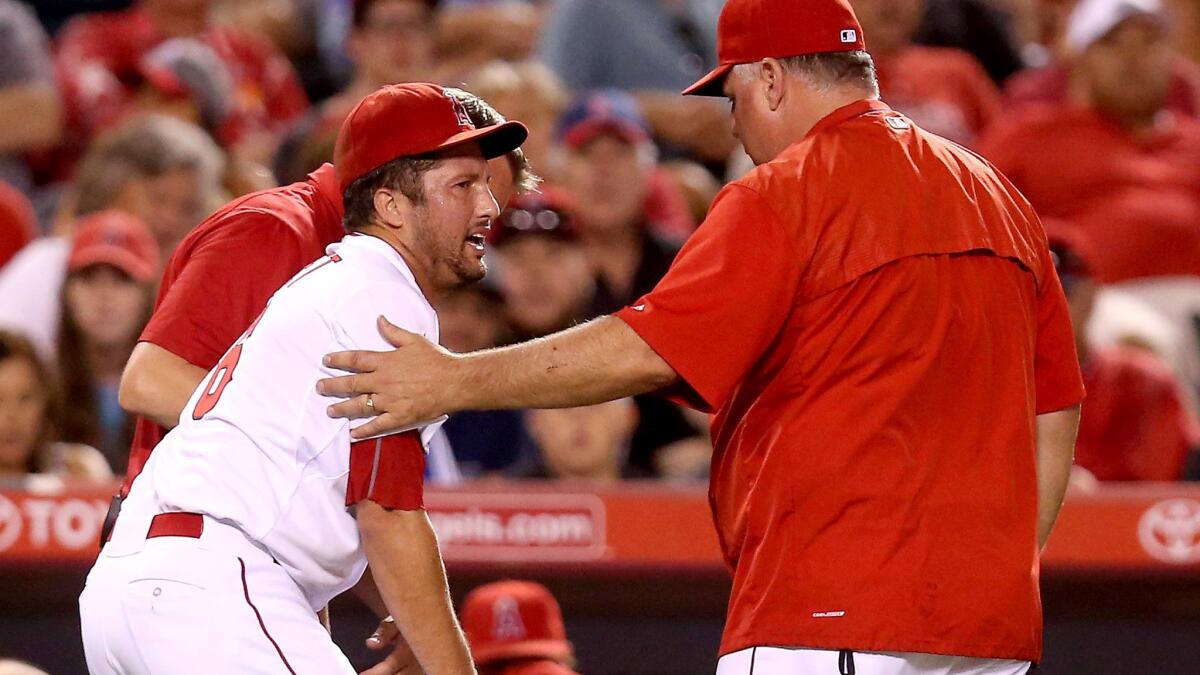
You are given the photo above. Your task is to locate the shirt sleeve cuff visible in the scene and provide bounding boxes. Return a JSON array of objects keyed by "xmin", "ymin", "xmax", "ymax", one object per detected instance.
[{"xmin": 615, "ymin": 307, "xmax": 718, "ymax": 413}]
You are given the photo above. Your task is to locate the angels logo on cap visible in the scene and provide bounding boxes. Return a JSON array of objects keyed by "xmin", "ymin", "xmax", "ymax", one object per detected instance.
[
  {"xmin": 447, "ymin": 90, "xmax": 474, "ymax": 130},
  {"xmin": 491, "ymin": 596, "xmax": 527, "ymax": 640}
]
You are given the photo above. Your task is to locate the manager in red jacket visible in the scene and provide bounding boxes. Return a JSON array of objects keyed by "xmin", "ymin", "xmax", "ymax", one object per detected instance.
[{"xmin": 319, "ymin": 1, "xmax": 1084, "ymax": 673}]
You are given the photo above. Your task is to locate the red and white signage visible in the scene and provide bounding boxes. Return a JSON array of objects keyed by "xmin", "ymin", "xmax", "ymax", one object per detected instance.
[
  {"xmin": 0, "ymin": 486, "xmax": 110, "ymax": 563},
  {"xmin": 426, "ymin": 492, "xmax": 607, "ymax": 562},
  {"xmin": 3, "ymin": 482, "xmax": 1200, "ymax": 576},
  {"xmin": 1137, "ymin": 498, "xmax": 1200, "ymax": 565}
]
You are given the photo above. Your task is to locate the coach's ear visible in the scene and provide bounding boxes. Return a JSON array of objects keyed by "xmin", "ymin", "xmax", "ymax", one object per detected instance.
[
  {"xmin": 372, "ymin": 187, "xmax": 414, "ymax": 231},
  {"xmin": 759, "ymin": 58, "xmax": 786, "ymax": 112}
]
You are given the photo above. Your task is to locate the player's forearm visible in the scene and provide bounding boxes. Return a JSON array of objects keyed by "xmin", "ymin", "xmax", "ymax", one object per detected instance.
[
  {"xmin": 118, "ymin": 342, "xmax": 207, "ymax": 428},
  {"xmin": 448, "ymin": 316, "xmax": 677, "ymax": 412},
  {"xmin": 350, "ymin": 567, "xmax": 389, "ymax": 618},
  {"xmin": 358, "ymin": 503, "xmax": 474, "ymax": 675},
  {"xmin": 1034, "ymin": 406, "xmax": 1081, "ymax": 550}
]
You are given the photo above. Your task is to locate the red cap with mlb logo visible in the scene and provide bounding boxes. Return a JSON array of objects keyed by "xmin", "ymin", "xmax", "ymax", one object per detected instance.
[
  {"xmin": 461, "ymin": 580, "xmax": 573, "ymax": 666},
  {"xmin": 683, "ymin": 0, "xmax": 866, "ymax": 97},
  {"xmin": 334, "ymin": 82, "xmax": 529, "ymax": 191}
]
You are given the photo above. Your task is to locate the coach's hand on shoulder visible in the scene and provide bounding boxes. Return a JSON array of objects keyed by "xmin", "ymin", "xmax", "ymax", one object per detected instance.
[
  {"xmin": 320, "ymin": 316, "xmax": 461, "ymax": 439},
  {"xmin": 361, "ymin": 615, "xmax": 424, "ymax": 675}
]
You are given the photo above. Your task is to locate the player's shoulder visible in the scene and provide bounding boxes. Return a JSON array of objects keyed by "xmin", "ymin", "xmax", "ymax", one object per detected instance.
[{"xmin": 282, "ymin": 237, "xmax": 432, "ymax": 320}]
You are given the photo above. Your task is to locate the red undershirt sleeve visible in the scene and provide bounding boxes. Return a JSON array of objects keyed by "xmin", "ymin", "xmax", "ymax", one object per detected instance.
[{"xmin": 346, "ymin": 431, "xmax": 426, "ymax": 511}]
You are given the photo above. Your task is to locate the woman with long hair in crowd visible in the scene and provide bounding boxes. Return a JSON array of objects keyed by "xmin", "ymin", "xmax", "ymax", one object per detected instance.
[
  {"xmin": 0, "ymin": 329, "xmax": 110, "ymax": 480},
  {"xmin": 55, "ymin": 210, "xmax": 158, "ymax": 474}
]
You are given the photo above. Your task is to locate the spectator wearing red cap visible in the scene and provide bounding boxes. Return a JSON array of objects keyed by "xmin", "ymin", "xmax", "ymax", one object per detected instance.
[
  {"xmin": 1047, "ymin": 225, "xmax": 1200, "ymax": 482},
  {"xmin": 83, "ymin": 82, "xmax": 528, "ymax": 675},
  {"xmin": 978, "ymin": 0, "xmax": 1200, "ymax": 283},
  {"xmin": 319, "ymin": 1, "xmax": 1084, "ymax": 673},
  {"xmin": 55, "ymin": 211, "xmax": 158, "ymax": 472},
  {"xmin": 852, "ymin": 0, "xmax": 1002, "ymax": 146},
  {"xmin": 0, "ymin": 114, "xmax": 223, "ymax": 362},
  {"xmin": 461, "ymin": 580, "xmax": 579, "ymax": 675},
  {"xmin": 53, "ymin": 0, "xmax": 309, "ymax": 175}
]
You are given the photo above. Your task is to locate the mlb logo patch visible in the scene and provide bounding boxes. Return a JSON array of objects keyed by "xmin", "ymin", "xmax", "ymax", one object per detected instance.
[
  {"xmin": 840, "ymin": 29, "xmax": 857, "ymax": 44},
  {"xmin": 885, "ymin": 116, "xmax": 911, "ymax": 131}
]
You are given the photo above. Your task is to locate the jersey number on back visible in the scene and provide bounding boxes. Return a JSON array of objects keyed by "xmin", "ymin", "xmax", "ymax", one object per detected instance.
[
  {"xmin": 190, "ymin": 254, "xmax": 342, "ymax": 420},
  {"xmin": 191, "ymin": 312, "xmax": 264, "ymax": 420}
]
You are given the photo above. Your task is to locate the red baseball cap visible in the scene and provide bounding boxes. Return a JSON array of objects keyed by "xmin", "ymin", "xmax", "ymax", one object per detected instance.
[
  {"xmin": 461, "ymin": 580, "xmax": 572, "ymax": 666},
  {"xmin": 683, "ymin": 0, "xmax": 866, "ymax": 97},
  {"xmin": 67, "ymin": 210, "xmax": 159, "ymax": 282},
  {"xmin": 334, "ymin": 82, "xmax": 528, "ymax": 191}
]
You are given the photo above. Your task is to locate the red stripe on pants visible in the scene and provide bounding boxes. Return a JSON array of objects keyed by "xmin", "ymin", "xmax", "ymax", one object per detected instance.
[{"xmin": 239, "ymin": 557, "xmax": 298, "ymax": 674}]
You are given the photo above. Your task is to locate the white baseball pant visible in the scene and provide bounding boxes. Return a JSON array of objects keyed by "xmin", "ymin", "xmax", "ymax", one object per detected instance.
[
  {"xmin": 716, "ymin": 646, "xmax": 1032, "ymax": 675},
  {"xmin": 79, "ymin": 515, "xmax": 355, "ymax": 674}
]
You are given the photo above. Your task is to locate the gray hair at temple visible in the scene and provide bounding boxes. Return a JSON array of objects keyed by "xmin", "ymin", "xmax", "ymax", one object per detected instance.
[
  {"xmin": 444, "ymin": 86, "xmax": 541, "ymax": 195},
  {"xmin": 732, "ymin": 51, "xmax": 879, "ymax": 98}
]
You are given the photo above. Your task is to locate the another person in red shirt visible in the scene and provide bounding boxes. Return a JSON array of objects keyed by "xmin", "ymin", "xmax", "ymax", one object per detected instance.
[
  {"xmin": 112, "ymin": 85, "xmax": 532, "ymax": 673},
  {"xmin": 852, "ymin": 0, "xmax": 1002, "ymax": 145},
  {"xmin": 1049, "ymin": 227, "xmax": 1200, "ymax": 482},
  {"xmin": 978, "ymin": 0, "xmax": 1200, "ymax": 283},
  {"xmin": 460, "ymin": 580, "xmax": 579, "ymax": 675},
  {"xmin": 318, "ymin": 1, "xmax": 1084, "ymax": 672},
  {"xmin": 118, "ymin": 88, "xmax": 536, "ymax": 492}
]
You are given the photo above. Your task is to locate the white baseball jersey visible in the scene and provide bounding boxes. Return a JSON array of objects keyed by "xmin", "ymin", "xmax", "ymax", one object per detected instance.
[{"xmin": 123, "ymin": 233, "xmax": 443, "ymax": 610}]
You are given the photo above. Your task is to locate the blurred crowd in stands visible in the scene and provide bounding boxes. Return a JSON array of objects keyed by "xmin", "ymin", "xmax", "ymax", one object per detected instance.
[{"xmin": 0, "ymin": 0, "xmax": 1198, "ymax": 488}]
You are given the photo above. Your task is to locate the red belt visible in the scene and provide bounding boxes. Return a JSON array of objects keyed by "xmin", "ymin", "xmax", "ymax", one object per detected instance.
[{"xmin": 147, "ymin": 512, "xmax": 204, "ymax": 539}]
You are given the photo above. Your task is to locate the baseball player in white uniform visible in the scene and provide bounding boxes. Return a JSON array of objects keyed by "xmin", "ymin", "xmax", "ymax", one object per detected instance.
[{"xmin": 79, "ymin": 83, "xmax": 528, "ymax": 674}]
